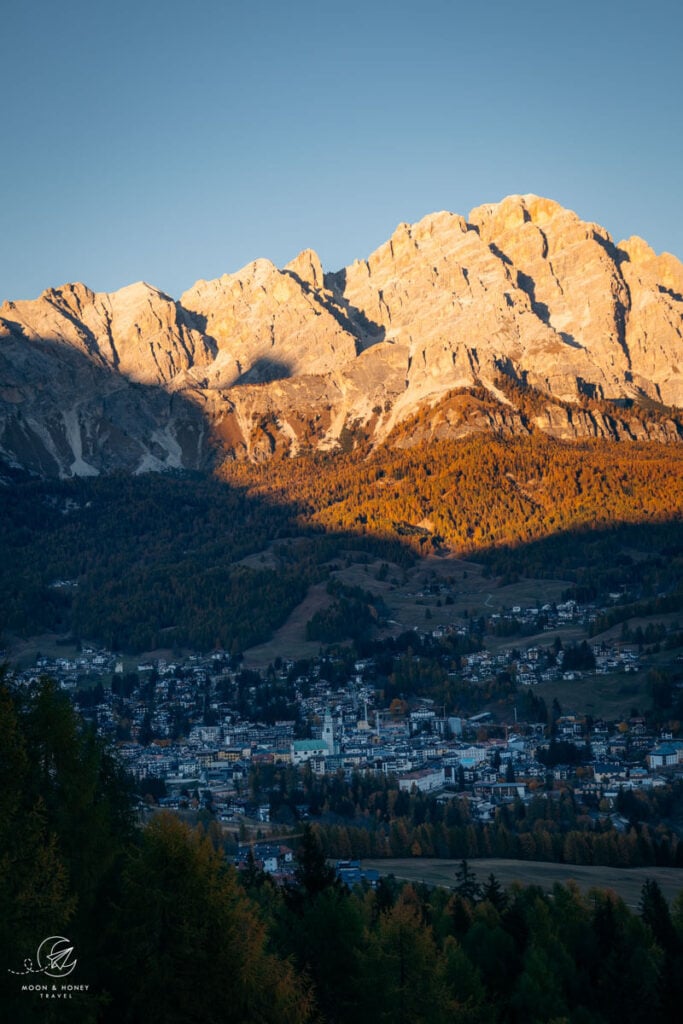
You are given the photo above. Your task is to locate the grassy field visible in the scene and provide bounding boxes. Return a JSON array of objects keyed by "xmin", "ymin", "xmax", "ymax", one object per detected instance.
[
  {"xmin": 335, "ymin": 552, "xmax": 571, "ymax": 627},
  {"xmin": 241, "ymin": 581, "xmax": 334, "ymax": 669},
  {"xmin": 2, "ymin": 632, "xmax": 188, "ymax": 680},
  {"xmin": 363, "ymin": 857, "xmax": 683, "ymax": 909},
  {"xmin": 532, "ymin": 669, "xmax": 649, "ymax": 720},
  {"xmin": 3, "ymin": 632, "xmax": 82, "ymax": 668}
]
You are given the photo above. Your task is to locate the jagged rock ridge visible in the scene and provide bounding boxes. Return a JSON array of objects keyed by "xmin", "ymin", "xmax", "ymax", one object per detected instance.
[{"xmin": 1, "ymin": 195, "xmax": 682, "ymax": 476}]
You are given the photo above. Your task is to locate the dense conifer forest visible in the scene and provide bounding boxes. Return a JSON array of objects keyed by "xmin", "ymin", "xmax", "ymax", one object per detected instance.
[{"xmin": 225, "ymin": 436, "xmax": 683, "ymax": 555}]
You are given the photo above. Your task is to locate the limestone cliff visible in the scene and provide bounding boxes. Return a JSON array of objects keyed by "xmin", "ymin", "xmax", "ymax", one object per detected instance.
[{"xmin": 1, "ymin": 195, "xmax": 681, "ymax": 476}]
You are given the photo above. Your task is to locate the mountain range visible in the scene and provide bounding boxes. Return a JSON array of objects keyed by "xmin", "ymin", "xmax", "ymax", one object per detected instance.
[{"xmin": 2, "ymin": 194, "xmax": 682, "ymax": 478}]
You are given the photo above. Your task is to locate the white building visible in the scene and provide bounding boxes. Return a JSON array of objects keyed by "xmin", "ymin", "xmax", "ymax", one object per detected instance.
[
  {"xmin": 398, "ymin": 766, "xmax": 445, "ymax": 793},
  {"xmin": 291, "ymin": 739, "xmax": 329, "ymax": 765}
]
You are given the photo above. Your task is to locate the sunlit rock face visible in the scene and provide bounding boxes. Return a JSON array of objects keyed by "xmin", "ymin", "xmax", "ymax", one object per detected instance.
[{"xmin": 1, "ymin": 195, "xmax": 682, "ymax": 475}]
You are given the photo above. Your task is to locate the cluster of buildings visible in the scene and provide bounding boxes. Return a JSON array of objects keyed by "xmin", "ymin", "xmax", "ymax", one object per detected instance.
[
  {"xmin": 458, "ymin": 640, "xmax": 639, "ymax": 687},
  {"xmin": 231, "ymin": 843, "xmax": 380, "ymax": 889},
  {"xmin": 7, "ymin": 621, "xmax": 681, "ymax": 832}
]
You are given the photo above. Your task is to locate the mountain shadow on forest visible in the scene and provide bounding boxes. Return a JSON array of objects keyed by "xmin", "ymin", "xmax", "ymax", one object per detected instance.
[{"xmin": 0, "ymin": 468, "xmax": 414, "ymax": 654}]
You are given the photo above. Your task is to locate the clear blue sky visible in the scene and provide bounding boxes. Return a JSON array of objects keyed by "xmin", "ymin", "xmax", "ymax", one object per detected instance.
[{"xmin": 2, "ymin": 0, "xmax": 681, "ymax": 302}]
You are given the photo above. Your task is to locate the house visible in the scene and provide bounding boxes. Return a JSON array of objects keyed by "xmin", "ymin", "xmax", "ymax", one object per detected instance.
[
  {"xmin": 457, "ymin": 745, "xmax": 489, "ymax": 764},
  {"xmin": 235, "ymin": 843, "xmax": 294, "ymax": 878},
  {"xmin": 592, "ymin": 762, "xmax": 628, "ymax": 783},
  {"xmin": 336, "ymin": 860, "xmax": 380, "ymax": 888}
]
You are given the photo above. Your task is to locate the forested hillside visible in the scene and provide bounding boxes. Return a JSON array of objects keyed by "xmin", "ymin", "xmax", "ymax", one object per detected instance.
[
  {"xmin": 226, "ymin": 436, "xmax": 683, "ymax": 554},
  {"xmin": 0, "ymin": 472, "xmax": 311, "ymax": 651},
  {"xmin": 1, "ymin": 436, "xmax": 682, "ymax": 653}
]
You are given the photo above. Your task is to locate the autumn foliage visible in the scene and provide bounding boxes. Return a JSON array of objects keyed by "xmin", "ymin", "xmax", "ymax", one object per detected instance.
[{"xmin": 224, "ymin": 435, "xmax": 683, "ymax": 555}]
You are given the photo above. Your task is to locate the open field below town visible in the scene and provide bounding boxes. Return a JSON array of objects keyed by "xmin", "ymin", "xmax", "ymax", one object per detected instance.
[{"xmin": 363, "ymin": 857, "xmax": 683, "ymax": 908}]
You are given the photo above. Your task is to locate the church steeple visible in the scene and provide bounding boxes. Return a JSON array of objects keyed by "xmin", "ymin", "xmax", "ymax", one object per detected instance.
[{"xmin": 322, "ymin": 710, "xmax": 336, "ymax": 755}]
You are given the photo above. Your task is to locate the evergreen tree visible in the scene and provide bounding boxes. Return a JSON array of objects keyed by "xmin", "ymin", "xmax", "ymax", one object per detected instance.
[
  {"xmin": 0, "ymin": 675, "xmax": 133, "ymax": 1022},
  {"xmin": 639, "ymin": 878, "xmax": 676, "ymax": 952},
  {"xmin": 288, "ymin": 823, "xmax": 340, "ymax": 907},
  {"xmin": 279, "ymin": 888, "xmax": 367, "ymax": 1024},
  {"xmin": 358, "ymin": 891, "xmax": 451, "ymax": 1024},
  {"xmin": 112, "ymin": 814, "xmax": 311, "ymax": 1024},
  {"xmin": 454, "ymin": 859, "xmax": 481, "ymax": 902},
  {"xmin": 480, "ymin": 873, "xmax": 508, "ymax": 912},
  {"xmin": 440, "ymin": 936, "xmax": 493, "ymax": 1024}
]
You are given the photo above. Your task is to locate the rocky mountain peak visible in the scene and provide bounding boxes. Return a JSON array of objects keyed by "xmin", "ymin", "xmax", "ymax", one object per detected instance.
[
  {"xmin": 1, "ymin": 195, "xmax": 682, "ymax": 476},
  {"xmin": 285, "ymin": 248, "xmax": 324, "ymax": 290}
]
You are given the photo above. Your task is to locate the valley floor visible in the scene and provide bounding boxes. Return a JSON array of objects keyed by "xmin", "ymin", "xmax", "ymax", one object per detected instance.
[{"xmin": 363, "ymin": 857, "xmax": 683, "ymax": 909}]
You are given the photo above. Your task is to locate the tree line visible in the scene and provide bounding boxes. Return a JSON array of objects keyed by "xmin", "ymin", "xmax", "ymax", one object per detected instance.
[{"xmin": 249, "ymin": 763, "xmax": 683, "ymax": 870}]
